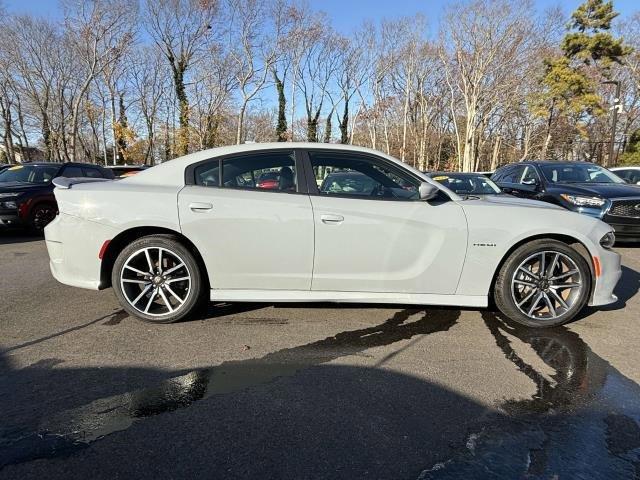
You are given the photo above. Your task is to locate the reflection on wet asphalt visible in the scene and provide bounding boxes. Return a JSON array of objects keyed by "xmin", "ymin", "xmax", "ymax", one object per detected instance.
[
  {"xmin": 0, "ymin": 308, "xmax": 459, "ymax": 467},
  {"xmin": 420, "ymin": 313, "xmax": 640, "ymax": 479},
  {"xmin": 2, "ymin": 306, "xmax": 640, "ymax": 478}
]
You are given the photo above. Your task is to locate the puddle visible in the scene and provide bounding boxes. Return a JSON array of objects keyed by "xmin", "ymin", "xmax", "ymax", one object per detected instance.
[
  {"xmin": 0, "ymin": 308, "xmax": 459, "ymax": 467},
  {"xmin": 419, "ymin": 312, "xmax": 640, "ymax": 479}
]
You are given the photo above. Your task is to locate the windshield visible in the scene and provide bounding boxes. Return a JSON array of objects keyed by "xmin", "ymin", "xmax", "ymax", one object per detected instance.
[
  {"xmin": 0, "ymin": 165, "xmax": 60, "ymax": 184},
  {"xmin": 540, "ymin": 164, "xmax": 625, "ymax": 184},
  {"xmin": 431, "ymin": 174, "xmax": 502, "ymax": 195}
]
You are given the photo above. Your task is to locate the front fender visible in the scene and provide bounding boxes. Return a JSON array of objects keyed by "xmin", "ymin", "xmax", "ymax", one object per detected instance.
[{"xmin": 455, "ymin": 202, "xmax": 610, "ymax": 297}]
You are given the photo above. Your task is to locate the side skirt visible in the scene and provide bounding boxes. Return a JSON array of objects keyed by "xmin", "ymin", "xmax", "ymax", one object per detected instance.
[{"xmin": 209, "ymin": 289, "xmax": 488, "ymax": 308}]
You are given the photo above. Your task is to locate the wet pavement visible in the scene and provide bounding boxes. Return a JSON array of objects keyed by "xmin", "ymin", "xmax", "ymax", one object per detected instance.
[{"xmin": 1, "ymin": 233, "xmax": 640, "ymax": 479}]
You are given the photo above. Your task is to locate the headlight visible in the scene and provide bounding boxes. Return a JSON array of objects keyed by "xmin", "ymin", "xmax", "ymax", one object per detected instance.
[
  {"xmin": 1, "ymin": 201, "xmax": 18, "ymax": 209},
  {"xmin": 0, "ymin": 192, "xmax": 20, "ymax": 199},
  {"xmin": 560, "ymin": 194, "xmax": 606, "ymax": 207},
  {"xmin": 600, "ymin": 231, "xmax": 615, "ymax": 249}
]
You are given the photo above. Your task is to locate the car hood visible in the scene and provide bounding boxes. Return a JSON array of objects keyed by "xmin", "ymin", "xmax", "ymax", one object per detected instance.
[
  {"xmin": 462, "ymin": 194, "xmax": 563, "ymax": 210},
  {"xmin": 547, "ymin": 182, "xmax": 640, "ymax": 198}
]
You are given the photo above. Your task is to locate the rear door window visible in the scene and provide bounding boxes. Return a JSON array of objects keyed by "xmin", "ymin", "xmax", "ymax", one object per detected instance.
[
  {"xmin": 60, "ymin": 166, "xmax": 83, "ymax": 178},
  {"xmin": 195, "ymin": 151, "xmax": 297, "ymax": 193},
  {"xmin": 82, "ymin": 167, "xmax": 103, "ymax": 178}
]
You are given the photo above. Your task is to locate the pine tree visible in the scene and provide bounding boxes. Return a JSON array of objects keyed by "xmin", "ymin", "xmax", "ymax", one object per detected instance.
[{"xmin": 535, "ymin": 0, "xmax": 630, "ymax": 160}]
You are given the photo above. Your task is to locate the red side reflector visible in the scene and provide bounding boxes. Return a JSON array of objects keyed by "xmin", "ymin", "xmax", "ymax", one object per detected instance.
[
  {"xmin": 593, "ymin": 256, "xmax": 601, "ymax": 277},
  {"xmin": 98, "ymin": 240, "xmax": 111, "ymax": 260}
]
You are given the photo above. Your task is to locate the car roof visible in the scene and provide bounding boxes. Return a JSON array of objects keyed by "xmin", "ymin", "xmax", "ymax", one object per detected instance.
[
  {"xmin": 7, "ymin": 162, "xmax": 105, "ymax": 168},
  {"xmin": 106, "ymin": 164, "xmax": 147, "ymax": 169},
  {"xmin": 325, "ymin": 170, "xmax": 367, "ymax": 176},
  {"xmin": 611, "ymin": 166, "xmax": 640, "ymax": 170},
  {"xmin": 426, "ymin": 171, "xmax": 484, "ymax": 176},
  {"xmin": 501, "ymin": 160, "xmax": 596, "ymax": 167},
  {"xmin": 124, "ymin": 141, "xmax": 451, "ymax": 186}
]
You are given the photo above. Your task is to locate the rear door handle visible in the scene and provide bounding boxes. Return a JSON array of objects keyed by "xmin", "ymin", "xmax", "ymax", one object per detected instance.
[
  {"xmin": 321, "ymin": 214, "xmax": 344, "ymax": 224},
  {"xmin": 189, "ymin": 202, "xmax": 213, "ymax": 212}
]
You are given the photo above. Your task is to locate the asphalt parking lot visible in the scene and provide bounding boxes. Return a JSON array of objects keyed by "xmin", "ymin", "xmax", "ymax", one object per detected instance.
[{"xmin": 1, "ymin": 231, "xmax": 640, "ymax": 479}]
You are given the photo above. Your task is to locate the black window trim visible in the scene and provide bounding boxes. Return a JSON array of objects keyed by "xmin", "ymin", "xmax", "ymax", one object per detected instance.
[
  {"xmin": 300, "ymin": 148, "xmax": 433, "ymax": 202},
  {"xmin": 184, "ymin": 148, "xmax": 311, "ymax": 195}
]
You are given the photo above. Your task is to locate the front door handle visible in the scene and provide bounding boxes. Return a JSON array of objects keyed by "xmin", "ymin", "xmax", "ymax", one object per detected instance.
[
  {"xmin": 320, "ymin": 214, "xmax": 344, "ymax": 224},
  {"xmin": 189, "ymin": 202, "xmax": 213, "ymax": 212}
]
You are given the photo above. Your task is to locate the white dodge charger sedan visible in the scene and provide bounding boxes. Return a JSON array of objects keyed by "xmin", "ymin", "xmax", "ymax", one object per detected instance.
[{"xmin": 44, "ymin": 143, "xmax": 621, "ymax": 327}]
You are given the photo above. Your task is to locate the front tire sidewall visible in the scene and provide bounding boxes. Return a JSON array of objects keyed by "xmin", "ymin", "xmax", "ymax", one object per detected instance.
[
  {"xmin": 495, "ymin": 240, "xmax": 591, "ymax": 328},
  {"xmin": 112, "ymin": 236, "xmax": 203, "ymax": 324}
]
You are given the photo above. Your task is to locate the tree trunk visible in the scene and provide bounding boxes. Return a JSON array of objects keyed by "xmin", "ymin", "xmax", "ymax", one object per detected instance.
[
  {"xmin": 172, "ymin": 63, "xmax": 189, "ymax": 156},
  {"xmin": 339, "ymin": 98, "xmax": 349, "ymax": 144},
  {"xmin": 323, "ymin": 114, "xmax": 332, "ymax": 143},
  {"xmin": 236, "ymin": 102, "xmax": 247, "ymax": 144},
  {"xmin": 274, "ymin": 70, "xmax": 287, "ymax": 142},
  {"xmin": 540, "ymin": 101, "xmax": 555, "ymax": 160}
]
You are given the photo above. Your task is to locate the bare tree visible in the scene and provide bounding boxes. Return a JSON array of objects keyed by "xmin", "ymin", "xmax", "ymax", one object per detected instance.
[
  {"xmin": 144, "ymin": 0, "xmax": 216, "ymax": 156},
  {"xmin": 440, "ymin": 0, "xmax": 534, "ymax": 171},
  {"xmin": 62, "ymin": 0, "xmax": 136, "ymax": 161}
]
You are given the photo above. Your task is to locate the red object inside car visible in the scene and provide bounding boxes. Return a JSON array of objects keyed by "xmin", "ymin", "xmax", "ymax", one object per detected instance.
[{"xmin": 257, "ymin": 179, "xmax": 279, "ymax": 189}]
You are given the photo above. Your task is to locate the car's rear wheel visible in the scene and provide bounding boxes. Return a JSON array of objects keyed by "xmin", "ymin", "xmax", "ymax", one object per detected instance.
[
  {"xmin": 112, "ymin": 235, "xmax": 203, "ymax": 324},
  {"xmin": 494, "ymin": 239, "xmax": 591, "ymax": 328}
]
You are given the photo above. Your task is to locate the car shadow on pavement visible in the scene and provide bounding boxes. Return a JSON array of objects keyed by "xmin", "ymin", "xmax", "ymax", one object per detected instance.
[
  {"xmin": 569, "ymin": 264, "xmax": 640, "ymax": 323},
  {"xmin": 0, "ymin": 229, "xmax": 42, "ymax": 245},
  {"xmin": 2, "ymin": 308, "xmax": 640, "ymax": 479}
]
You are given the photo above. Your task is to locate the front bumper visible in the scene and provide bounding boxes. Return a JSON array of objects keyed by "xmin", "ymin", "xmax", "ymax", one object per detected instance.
[
  {"xmin": 603, "ymin": 205, "xmax": 640, "ymax": 242},
  {"xmin": 0, "ymin": 210, "xmax": 24, "ymax": 227},
  {"xmin": 45, "ymin": 213, "xmax": 118, "ymax": 290},
  {"xmin": 589, "ymin": 246, "xmax": 622, "ymax": 307},
  {"xmin": 606, "ymin": 222, "xmax": 640, "ymax": 242}
]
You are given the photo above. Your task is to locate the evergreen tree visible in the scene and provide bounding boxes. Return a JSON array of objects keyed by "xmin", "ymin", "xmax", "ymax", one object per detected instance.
[{"xmin": 535, "ymin": 0, "xmax": 630, "ymax": 160}]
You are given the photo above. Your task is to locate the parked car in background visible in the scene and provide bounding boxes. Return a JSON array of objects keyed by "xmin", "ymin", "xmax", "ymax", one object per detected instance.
[
  {"xmin": 425, "ymin": 172, "xmax": 504, "ymax": 197},
  {"xmin": 45, "ymin": 143, "xmax": 620, "ymax": 328},
  {"xmin": 106, "ymin": 165, "xmax": 149, "ymax": 179},
  {"xmin": 610, "ymin": 166, "xmax": 640, "ymax": 185},
  {"xmin": 492, "ymin": 161, "xmax": 640, "ymax": 242},
  {"xmin": 0, "ymin": 162, "xmax": 114, "ymax": 231}
]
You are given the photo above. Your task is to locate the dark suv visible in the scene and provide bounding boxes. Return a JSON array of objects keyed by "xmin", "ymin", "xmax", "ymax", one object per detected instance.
[
  {"xmin": 492, "ymin": 161, "xmax": 640, "ymax": 241},
  {"xmin": 0, "ymin": 162, "xmax": 114, "ymax": 231}
]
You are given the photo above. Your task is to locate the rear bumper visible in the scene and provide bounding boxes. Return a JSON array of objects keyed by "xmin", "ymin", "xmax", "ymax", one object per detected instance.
[
  {"xmin": 45, "ymin": 213, "xmax": 117, "ymax": 290},
  {"xmin": 589, "ymin": 247, "xmax": 622, "ymax": 307}
]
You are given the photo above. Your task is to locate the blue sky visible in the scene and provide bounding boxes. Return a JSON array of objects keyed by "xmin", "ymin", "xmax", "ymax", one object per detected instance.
[{"xmin": 4, "ymin": 0, "xmax": 639, "ymax": 31}]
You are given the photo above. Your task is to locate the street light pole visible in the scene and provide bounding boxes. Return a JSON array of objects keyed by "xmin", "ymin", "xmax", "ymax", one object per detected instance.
[{"xmin": 602, "ymin": 80, "xmax": 621, "ymax": 166}]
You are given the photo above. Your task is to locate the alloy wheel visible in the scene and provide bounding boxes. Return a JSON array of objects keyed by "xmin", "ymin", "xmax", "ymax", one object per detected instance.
[
  {"xmin": 510, "ymin": 250, "xmax": 584, "ymax": 321},
  {"xmin": 120, "ymin": 247, "xmax": 192, "ymax": 317},
  {"xmin": 33, "ymin": 205, "xmax": 56, "ymax": 230}
]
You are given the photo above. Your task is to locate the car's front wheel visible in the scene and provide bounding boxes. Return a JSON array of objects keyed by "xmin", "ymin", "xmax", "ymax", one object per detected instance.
[
  {"xmin": 112, "ymin": 235, "xmax": 204, "ymax": 323},
  {"xmin": 494, "ymin": 239, "xmax": 591, "ymax": 328},
  {"xmin": 29, "ymin": 203, "xmax": 57, "ymax": 232}
]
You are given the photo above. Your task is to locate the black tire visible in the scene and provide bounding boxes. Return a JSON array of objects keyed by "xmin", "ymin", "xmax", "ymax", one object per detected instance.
[
  {"xmin": 111, "ymin": 234, "xmax": 204, "ymax": 324},
  {"xmin": 494, "ymin": 239, "xmax": 591, "ymax": 328},
  {"xmin": 29, "ymin": 203, "xmax": 58, "ymax": 232}
]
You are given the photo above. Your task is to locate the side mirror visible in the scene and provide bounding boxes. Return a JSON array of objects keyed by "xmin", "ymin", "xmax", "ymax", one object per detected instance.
[
  {"xmin": 522, "ymin": 178, "xmax": 539, "ymax": 186},
  {"xmin": 419, "ymin": 182, "xmax": 439, "ymax": 201}
]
